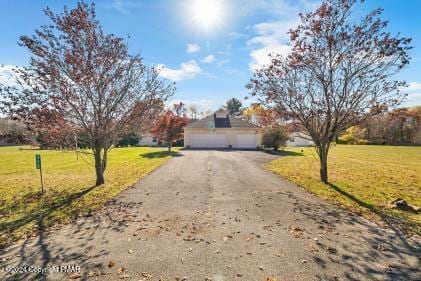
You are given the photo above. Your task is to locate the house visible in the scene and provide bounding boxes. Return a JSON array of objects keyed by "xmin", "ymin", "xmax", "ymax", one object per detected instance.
[
  {"xmin": 138, "ymin": 133, "xmax": 157, "ymax": 146},
  {"xmin": 184, "ymin": 109, "xmax": 261, "ymax": 149},
  {"xmin": 286, "ymin": 132, "xmax": 314, "ymax": 147}
]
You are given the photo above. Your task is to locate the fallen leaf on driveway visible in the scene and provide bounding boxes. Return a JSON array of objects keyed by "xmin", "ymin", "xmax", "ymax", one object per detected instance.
[
  {"xmin": 288, "ymin": 226, "xmax": 304, "ymax": 238},
  {"xmin": 128, "ymin": 249, "xmax": 133, "ymax": 254},
  {"xmin": 87, "ymin": 271, "xmax": 101, "ymax": 277},
  {"xmin": 327, "ymin": 247, "xmax": 337, "ymax": 254},
  {"xmin": 108, "ymin": 260, "xmax": 116, "ymax": 268},
  {"xmin": 141, "ymin": 272, "xmax": 154, "ymax": 278},
  {"xmin": 68, "ymin": 272, "xmax": 81, "ymax": 279}
]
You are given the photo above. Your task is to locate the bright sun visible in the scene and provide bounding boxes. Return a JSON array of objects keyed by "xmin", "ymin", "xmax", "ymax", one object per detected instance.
[{"xmin": 189, "ymin": 0, "xmax": 226, "ymax": 32}]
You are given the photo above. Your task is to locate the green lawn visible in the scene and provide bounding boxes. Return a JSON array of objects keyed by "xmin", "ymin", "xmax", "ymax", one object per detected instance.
[
  {"xmin": 266, "ymin": 145, "xmax": 421, "ymax": 235},
  {"xmin": 0, "ymin": 146, "xmax": 178, "ymax": 247}
]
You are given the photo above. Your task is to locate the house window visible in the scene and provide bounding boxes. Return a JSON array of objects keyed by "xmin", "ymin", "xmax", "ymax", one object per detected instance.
[
  {"xmin": 289, "ymin": 138, "xmax": 295, "ymax": 142},
  {"xmin": 152, "ymin": 137, "xmax": 157, "ymax": 143}
]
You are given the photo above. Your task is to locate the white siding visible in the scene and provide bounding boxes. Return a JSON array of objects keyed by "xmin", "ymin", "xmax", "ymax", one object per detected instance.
[
  {"xmin": 138, "ymin": 134, "xmax": 157, "ymax": 146},
  {"xmin": 286, "ymin": 132, "xmax": 313, "ymax": 147},
  {"xmin": 235, "ymin": 134, "xmax": 257, "ymax": 148},
  {"xmin": 184, "ymin": 128, "xmax": 262, "ymax": 149},
  {"xmin": 191, "ymin": 133, "xmax": 227, "ymax": 148}
]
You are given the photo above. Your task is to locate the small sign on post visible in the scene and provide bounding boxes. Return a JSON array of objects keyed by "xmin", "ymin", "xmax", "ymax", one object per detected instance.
[{"xmin": 35, "ymin": 154, "xmax": 44, "ymax": 195}]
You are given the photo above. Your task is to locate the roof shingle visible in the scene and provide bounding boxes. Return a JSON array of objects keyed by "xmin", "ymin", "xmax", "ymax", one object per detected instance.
[{"xmin": 186, "ymin": 113, "xmax": 259, "ymax": 129}]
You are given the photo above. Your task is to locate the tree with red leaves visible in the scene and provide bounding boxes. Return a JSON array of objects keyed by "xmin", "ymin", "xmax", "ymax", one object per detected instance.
[
  {"xmin": 248, "ymin": 0, "xmax": 411, "ymax": 183},
  {"xmin": 0, "ymin": 2, "xmax": 174, "ymax": 185},
  {"xmin": 151, "ymin": 106, "xmax": 189, "ymax": 152}
]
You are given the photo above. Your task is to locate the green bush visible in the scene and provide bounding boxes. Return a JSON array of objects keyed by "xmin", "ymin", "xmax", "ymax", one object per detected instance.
[
  {"xmin": 336, "ymin": 138, "xmax": 348, "ymax": 144},
  {"xmin": 338, "ymin": 134, "xmax": 358, "ymax": 144},
  {"xmin": 262, "ymin": 127, "xmax": 289, "ymax": 150},
  {"xmin": 337, "ymin": 126, "xmax": 367, "ymax": 144},
  {"xmin": 357, "ymin": 139, "xmax": 370, "ymax": 145},
  {"xmin": 367, "ymin": 139, "xmax": 387, "ymax": 145},
  {"xmin": 117, "ymin": 132, "xmax": 139, "ymax": 147},
  {"xmin": 337, "ymin": 137, "xmax": 386, "ymax": 145}
]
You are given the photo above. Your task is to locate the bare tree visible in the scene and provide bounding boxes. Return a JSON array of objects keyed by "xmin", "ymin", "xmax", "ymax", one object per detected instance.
[
  {"xmin": 188, "ymin": 104, "xmax": 199, "ymax": 119},
  {"xmin": 202, "ymin": 109, "xmax": 214, "ymax": 117},
  {"xmin": 248, "ymin": 0, "xmax": 411, "ymax": 183},
  {"xmin": 0, "ymin": 2, "xmax": 174, "ymax": 185}
]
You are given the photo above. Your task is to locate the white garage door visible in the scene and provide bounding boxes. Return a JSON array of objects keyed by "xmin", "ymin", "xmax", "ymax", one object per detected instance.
[
  {"xmin": 191, "ymin": 134, "xmax": 227, "ymax": 148},
  {"xmin": 236, "ymin": 134, "xmax": 257, "ymax": 148}
]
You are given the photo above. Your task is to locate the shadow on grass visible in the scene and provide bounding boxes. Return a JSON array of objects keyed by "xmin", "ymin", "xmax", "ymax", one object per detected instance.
[
  {"xmin": 327, "ymin": 183, "xmax": 419, "ymax": 235},
  {"xmin": 139, "ymin": 151, "xmax": 182, "ymax": 159},
  {"xmin": 0, "ymin": 183, "xmax": 125, "ymax": 280},
  {"xmin": 286, "ymin": 182, "xmax": 420, "ymax": 280},
  {"xmin": 0, "ymin": 185, "xmax": 97, "ymax": 249},
  {"xmin": 264, "ymin": 149, "xmax": 304, "ymax": 157},
  {"xmin": 0, "ymin": 192, "xmax": 43, "ymax": 217}
]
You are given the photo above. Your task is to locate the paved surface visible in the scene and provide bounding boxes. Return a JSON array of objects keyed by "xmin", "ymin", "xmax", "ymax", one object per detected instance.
[{"xmin": 0, "ymin": 150, "xmax": 420, "ymax": 281}]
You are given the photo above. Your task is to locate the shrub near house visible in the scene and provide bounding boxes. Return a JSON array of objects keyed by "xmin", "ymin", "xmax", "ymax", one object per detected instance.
[{"xmin": 262, "ymin": 127, "xmax": 289, "ymax": 150}]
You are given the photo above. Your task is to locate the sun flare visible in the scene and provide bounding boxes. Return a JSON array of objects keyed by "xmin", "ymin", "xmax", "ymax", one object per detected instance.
[{"xmin": 189, "ymin": 0, "xmax": 226, "ymax": 32}]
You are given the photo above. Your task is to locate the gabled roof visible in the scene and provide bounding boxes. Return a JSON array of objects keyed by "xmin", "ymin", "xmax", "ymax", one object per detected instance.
[{"xmin": 186, "ymin": 110, "xmax": 260, "ymax": 129}]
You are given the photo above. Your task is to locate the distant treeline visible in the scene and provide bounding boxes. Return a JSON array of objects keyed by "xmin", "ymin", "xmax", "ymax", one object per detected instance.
[
  {"xmin": 0, "ymin": 119, "xmax": 32, "ymax": 146},
  {"xmin": 2, "ymin": 105, "xmax": 420, "ymax": 148},
  {"xmin": 337, "ymin": 106, "xmax": 421, "ymax": 145}
]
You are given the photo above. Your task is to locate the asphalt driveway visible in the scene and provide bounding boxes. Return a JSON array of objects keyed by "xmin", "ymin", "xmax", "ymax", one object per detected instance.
[{"xmin": 1, "ymin": 150, "xmax": 420, "ymax": 280}]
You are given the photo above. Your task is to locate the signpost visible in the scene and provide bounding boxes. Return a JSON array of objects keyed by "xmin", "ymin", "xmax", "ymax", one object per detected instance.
[{"xmin": 35, "ymin": 154, "xmax": 44, "ymax": 195}]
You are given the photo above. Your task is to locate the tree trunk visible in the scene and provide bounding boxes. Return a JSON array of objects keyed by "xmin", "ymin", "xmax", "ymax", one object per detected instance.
[
  {"xmin": 319, "ymin": 148, "xmax": 329, "ymax": 184},
  {"xmin": 94, "ymin": 145, "xmax": 105, "ymax": 186},
  {"xmin": 168, "ymin": 142, "xmax": 171, "ymax": 152},
  {"xmin": 94, "ymin": 155, "xmax": 105, "ymax": 185}
]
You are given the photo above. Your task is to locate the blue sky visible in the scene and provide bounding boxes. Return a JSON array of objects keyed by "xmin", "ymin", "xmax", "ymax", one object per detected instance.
[{"xmin": 1, "ymin": 0, "xmax": 420, "ymax": 112}]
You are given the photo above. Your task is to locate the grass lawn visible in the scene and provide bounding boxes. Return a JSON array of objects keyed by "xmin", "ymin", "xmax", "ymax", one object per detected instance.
[
  {"xmin": 266, "ymin": 145, "xmax": 421, "ymax": 235},
  {"xmin": 0, "ymin": 146, "xmax": 178, "ymax": 247}
]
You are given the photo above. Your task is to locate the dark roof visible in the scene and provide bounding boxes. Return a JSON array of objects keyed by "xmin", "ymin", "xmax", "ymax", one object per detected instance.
[{"xmin": 186, "ymin": 112, "xmax": 259, "ymax": 129}]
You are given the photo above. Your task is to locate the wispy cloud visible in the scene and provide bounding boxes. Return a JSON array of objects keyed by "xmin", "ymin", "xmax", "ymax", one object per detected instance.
[
  {"xmin": 105, "ymin": 0, "xmax": 140, "ymax": 14},
  {"xmin": 246, "ymin": 0, "xmax": 319, "ymax": 71},
  {"xmin": 186, "ymin": 43, "xmax": 201, "ymax": 54},
  {"xmin": 216, "ymin": 44, "xmax": 232, "ymax": 56},
  {"xmin": 157, "ymin": 60, "xmax": 201, "ymax": 81},
  {"xmin": 404, "ymin": 82, "xmax": 421, "ymax": 105},
  {"xmin": 247, "ymin": 20, "xmax": 297, "ymax": 71},
  {"xmin": 201, "ymin": 55, "xmax": 215, "ymax": 64},
  {"xmin": 234, "ymin": 0, "xmax": 318, "ymax": 17},
  {"xmin": 228, "ymin": 31, "xmax": 248, "ymax": 40},
  {"xmin": 170, "ymin": 99, "xmax": 220, "ymax": 112}
]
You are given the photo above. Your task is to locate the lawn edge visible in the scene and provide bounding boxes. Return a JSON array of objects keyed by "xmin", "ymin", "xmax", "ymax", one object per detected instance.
[
  {"xmin": 263, "ymin": 162, "xmax": 420, "ymax": 239},
  {"xmin": 0, "ymin": 150, "xmax": 177, "ymax": 250}
]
